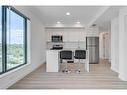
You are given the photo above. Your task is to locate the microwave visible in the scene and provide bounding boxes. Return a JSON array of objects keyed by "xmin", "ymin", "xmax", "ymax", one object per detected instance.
[{"xmin": 51, "ymin": 35, "xmax": 63, "ymax": 42}]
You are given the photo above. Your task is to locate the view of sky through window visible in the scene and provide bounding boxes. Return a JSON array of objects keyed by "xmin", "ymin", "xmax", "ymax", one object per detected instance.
[{"xmin": 0, "ymin": 8, "xmax": 24, "ymax": 44}]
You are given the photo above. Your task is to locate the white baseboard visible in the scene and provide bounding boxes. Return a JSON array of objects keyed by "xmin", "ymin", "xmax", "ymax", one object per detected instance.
[
  {"xmin": 0, "ymin": 62, "xmax": 44, "ymax": 89},
  {"xmin": 111, "ymin": 66, "xmax": 118, "ymax": 73},
  {"xmin": 119, "ymin": 74, "xmax": 127, "ymax": 81}
]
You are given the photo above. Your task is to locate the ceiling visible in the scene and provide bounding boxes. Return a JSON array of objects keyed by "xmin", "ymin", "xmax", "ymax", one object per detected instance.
[
  {"xmin": 27, "ymin": 6, "xmax": 106, "ymax": 27},
  {"xmin": 94, "ymin": 6, "xmax": 124, "ymax": 31},
  {"xmin": 26, "ymin": 6, "xmax": 124, "ymax": 31}
]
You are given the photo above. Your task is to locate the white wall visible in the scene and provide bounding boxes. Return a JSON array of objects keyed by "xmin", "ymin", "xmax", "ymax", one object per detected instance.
[
  {"xmin": 108, "ymin": 7, "xmax": 127, "ymax": 81},
  {"xmin": 108, "ymin": 30, "xmax": 111, "ymax": 62},
  {"xmin": 111, "ymin": 17, "xmax": 119, "ymax": 73},
  {"xmin": 0, "ymin": 6, "xmax": 46, "ymax": 88},
  {"xmin": 118, "ymin": 7, "xmax": 127, "ymax": 81},
  {"xmin": 99, "ymin": 32, "xmax": 103, "ymax": 59}
]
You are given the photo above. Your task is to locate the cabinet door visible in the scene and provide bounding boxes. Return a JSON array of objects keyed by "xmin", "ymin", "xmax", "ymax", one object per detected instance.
[
  {"xmin": 70, "ymin": 32, "xmax": 79, "ymax": 42},
  {"xmin": 78, "ymin": 31, "xmax": 85, "ymax": 41},
  {"xmin": 86, "ymin": 27, "xmax": 99, "ymax": 37},
  {"xmin": 63, "ymin": 32, "xmax": 68, "ymax": 42}
]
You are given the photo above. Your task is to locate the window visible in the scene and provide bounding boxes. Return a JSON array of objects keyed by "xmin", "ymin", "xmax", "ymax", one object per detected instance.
[
  {"xmin": 0, "ymin": 6, "xmax": 2, "ymax": 73},
  {"xmin": 0, "ymin": 6, "xmax": 27, "ymax": 74},
  {"xmin": 6, "ymin": 7, "xmax": 26, "ymax": 70}
]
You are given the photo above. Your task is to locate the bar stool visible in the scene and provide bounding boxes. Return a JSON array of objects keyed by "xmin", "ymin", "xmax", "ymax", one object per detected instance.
[
  {"xmin": 60, "ymin": 50, "xmax": 72, "ymax": 73},
  {"xmin": 74, "ymin": 50, "xmax": 86, "ymax": 73}
]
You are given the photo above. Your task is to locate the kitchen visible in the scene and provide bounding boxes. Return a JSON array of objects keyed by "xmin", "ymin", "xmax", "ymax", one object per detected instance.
[{"xmin": 46, "ymin": 26, "xmax": 99, "ymax": 72}]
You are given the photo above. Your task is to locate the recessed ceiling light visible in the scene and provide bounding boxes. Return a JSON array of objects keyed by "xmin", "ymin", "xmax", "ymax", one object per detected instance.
[
  {"xmin": 57, "ymin": 21, "xmax": 61, "ymax": 24},
  {"xmin": 66, "ymin": 12, "xmax": 70, "ymax": 16},
  {"xmin": 76, "ymin": 21, "xmax": 80, "ymax": 24}
]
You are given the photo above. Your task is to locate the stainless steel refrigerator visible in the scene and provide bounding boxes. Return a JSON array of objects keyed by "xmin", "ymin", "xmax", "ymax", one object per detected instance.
[{"xmin": 86, "ymin": 37, "xmax": 99, "ymax": 64}]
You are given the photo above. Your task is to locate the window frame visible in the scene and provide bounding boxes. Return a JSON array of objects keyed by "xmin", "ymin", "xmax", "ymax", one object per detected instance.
[{"xmin": 0, "ymin": 6, "xmax": 28, "ymax": 74}]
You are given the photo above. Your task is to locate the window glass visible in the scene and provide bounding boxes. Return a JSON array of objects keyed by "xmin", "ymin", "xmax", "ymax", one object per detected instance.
[
  {"xmin": 0, "ymin": 6, "xmax": 2, "ymax": 72},
  {"xmin": 6, "ymin": 8, "xmax": 26, "ymax": 70}
]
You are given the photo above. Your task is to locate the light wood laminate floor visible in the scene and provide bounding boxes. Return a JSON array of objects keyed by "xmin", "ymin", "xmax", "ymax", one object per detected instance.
[{"xmin": 9, "ymin": 60, "xmax": 127, "ymax": 89}]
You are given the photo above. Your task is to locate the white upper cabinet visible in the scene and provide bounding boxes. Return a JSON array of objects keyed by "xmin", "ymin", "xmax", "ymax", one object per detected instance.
[
  {"xmin": 67, "ymin": 31, "xmax": 81, "ymax": 42},
  {"xmin": 62, "ymin": 31, "xmax": 68, "ymax": 42},
  {"xmin": 46, "ymin": 28, "xmax": 85, "ymax": 42},
  {"xmin": 45, "ymin": 27, "xmax": 99, "ymax": 42},
  {"xmin": 86, "ymin": 27, "xmax": 99, "ymax": 37}
]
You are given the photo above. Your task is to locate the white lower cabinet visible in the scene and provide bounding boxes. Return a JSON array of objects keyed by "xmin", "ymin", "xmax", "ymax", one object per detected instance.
[{"xmin": 46, "ymin": 50, "xmax": 60, "ymax": 72}]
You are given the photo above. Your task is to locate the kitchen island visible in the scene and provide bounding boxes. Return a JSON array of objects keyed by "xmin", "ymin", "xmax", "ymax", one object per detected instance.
[
  {"xmin": 46, "ymin": 50, "xmax": 60, "ymax": 72},
  {"xmin": 46, "ymin": 49, "xmax": 89, "ymax": 72}
]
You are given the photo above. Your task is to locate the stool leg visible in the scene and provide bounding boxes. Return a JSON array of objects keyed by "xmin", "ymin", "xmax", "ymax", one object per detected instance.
[
  {"xmin": 78, "ymin": 59, "xmax": 81, "ymax": 72},
  {"xmin": 76, "ymin": 59, "xmax": 80, "ymax": 73},
  {"xmin": 65, "ymin": 61, "xmax": 68, "ymax": 72},
  {"xmin": 62, "ymin": 61, "xmax": 69, "ymax": 73}
]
